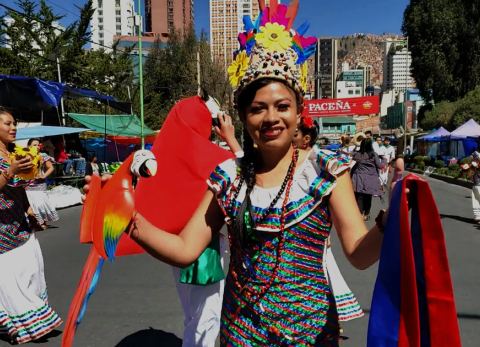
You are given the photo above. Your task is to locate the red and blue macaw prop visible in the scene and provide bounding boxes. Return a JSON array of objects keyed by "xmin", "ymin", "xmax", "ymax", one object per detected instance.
[
  {"xmin": 62, "ymin": 96, "xmax": 233, "ymax": 347},
  {"xmin": 367, "ymin": 174, "xmax": 461, "ymax": 347}
]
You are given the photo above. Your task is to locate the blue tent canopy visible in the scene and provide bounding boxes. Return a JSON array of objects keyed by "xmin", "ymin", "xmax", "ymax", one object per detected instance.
[
  {"xmin": 0, "ymin": 74, "xmax": 131, "ymax": 114},
  {"xmin": 16, "ymin": 125, "xmax": 90, "ymax": 140}
]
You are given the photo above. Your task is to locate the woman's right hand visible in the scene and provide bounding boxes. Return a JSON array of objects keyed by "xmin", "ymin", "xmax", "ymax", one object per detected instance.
[{"xmin": 10, "ymin": 156, "xmax": 33, "ymax": 174}]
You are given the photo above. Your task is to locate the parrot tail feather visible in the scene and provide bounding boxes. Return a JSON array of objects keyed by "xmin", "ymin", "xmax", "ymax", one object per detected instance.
[{"xmin": 62, "ymin": 247, "xmax": 104, "ymax": 347}]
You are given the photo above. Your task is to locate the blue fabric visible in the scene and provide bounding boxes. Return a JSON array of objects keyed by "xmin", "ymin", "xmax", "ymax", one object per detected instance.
[
  {"xmin": 0, "ymin": 74, "xmax": 130, "ymax": 113},
  {"xmin": 16, "ymin": 126, "xmax": 89, "ymax": 140},
  {"xmin": 367, "ymin": 183, "xmax": 402, "ymax": 347}
]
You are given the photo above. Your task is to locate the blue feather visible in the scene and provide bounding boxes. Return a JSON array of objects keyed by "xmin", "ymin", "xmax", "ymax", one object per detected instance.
[
  {"xmin": 296, "ymin": 22, "xmax": 310, "ymax": 36},
  {"xmin": 76, "ymin": 258, "xmax": 105, "ymax": 324}
]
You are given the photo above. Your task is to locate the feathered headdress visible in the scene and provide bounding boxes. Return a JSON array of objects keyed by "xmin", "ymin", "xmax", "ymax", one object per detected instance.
[{"xmin": 228, "ymin": 0, "xmax": 317, "ymax": 98}]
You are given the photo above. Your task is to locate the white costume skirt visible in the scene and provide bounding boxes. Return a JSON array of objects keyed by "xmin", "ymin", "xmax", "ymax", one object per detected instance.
[
  {"xmin": 325, "ymin": 246, "xmax": 364, "ymax": 322},
  {"xmin": 25, "ymin": 190, "xmax": 59, "ymax": 225},
  {"xmin": 0, "ymin": 234, "xmax": 62, "ymax": 344}
]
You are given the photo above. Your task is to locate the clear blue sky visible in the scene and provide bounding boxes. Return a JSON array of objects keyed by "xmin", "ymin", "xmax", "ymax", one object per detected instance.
[{"xmin": 4, "ymin": 0, "xmax": 410, "ymax": 37}]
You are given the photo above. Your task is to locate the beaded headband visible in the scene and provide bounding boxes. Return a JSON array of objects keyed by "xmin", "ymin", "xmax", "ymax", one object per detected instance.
[{"xmin": 228, "ymin": 0, "xmax": 317, "ymax": 99}]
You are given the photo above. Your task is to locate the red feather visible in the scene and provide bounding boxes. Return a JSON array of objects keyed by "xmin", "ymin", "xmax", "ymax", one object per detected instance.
[
  {"xmin": 62, "ymin": 247, "xmax": 102, "ymax": 347},
  {"xmin": 79, "ymin": 174, "xmax": 101, "ymax": 244},
  {"xmin": 270, "ymin": 0, "xmax": 278, "ymax": 21},
  {"xmin": 258, "ymin": 0, "xmax": 265, "ymax": 11},
  {"xmin": 286, "ymin": 0, "xmax": 299, "ymax": 29}
]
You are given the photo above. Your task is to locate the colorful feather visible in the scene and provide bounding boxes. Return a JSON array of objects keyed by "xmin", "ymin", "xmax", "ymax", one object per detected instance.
[
  {"xmin": 286, "ymin": 0, "xmax": 299, "ymax": 29},
  {"xmin": 92, "ymin": 154, "xmax": 135, "ymax": 260},
  {"xmin": 62, "ymin": 247, "xmax": 104, "ymax": 347},
  {"xmin": 258, "ymin": 0, "xmax": 265, "ymax": 11}
]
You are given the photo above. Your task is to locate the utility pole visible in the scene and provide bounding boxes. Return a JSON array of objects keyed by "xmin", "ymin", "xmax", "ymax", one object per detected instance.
[
  {"xmin": 137, "ymin": 0, "xmax": 145, "ymax": 148},
  {"xmin": 197, "ymin": 50, "xmax": 201, "ymax": 95},
  {"xmin": 56, "ymin": 57, "xmax": 66, "ymax": 126},
  {"xmin": 403, "ymin": 37, "xmax": 408, "ymax": 154}
]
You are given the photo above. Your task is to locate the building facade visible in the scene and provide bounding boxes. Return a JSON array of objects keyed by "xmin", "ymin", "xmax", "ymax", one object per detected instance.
[
  {"xmin": 315, "ymin": 38, "xmax": 338, "ymax": 99},
  {"xmin": 145, "ymin": 0, "xmax": 194, "ymax": 36},
  {"xmin": 91, "ymin": 0, "xmax": 135, "ymax": 50},
  {"xmin": 383, "ymin": 38, "xmax": 415, "ymax": 92},
  {"xmin": 209, "ymin": 0, "xmax": 262, "ymax": 68}
]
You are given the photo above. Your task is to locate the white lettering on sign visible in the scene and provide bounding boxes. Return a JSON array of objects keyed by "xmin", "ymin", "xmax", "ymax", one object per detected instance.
[{"xmin": 308, "ymin": 101, "xmax": 352, "ymax": 113}]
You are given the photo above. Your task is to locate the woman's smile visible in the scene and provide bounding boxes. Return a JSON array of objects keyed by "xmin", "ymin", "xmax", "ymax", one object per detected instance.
[{"xmin": 261, "ymin": 126, "xmax": 284, "ymax": 140}]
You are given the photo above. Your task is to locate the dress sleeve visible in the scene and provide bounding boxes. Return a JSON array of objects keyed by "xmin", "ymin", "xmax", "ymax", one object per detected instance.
[
  {"xmin": 308, "ymin": 148, "xmax": 354, "ymax": 202},
  {"xmin": 206, "ymin": 158, "xmax": 238, "ymax": 197},
  {"xmin": 313, "ymin": 148, "xmax": 354, "ymax": 177}
]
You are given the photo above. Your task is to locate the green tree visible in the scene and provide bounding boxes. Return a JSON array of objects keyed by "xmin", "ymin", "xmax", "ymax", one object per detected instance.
[
  {"xmin": 0, "ymin": 0, "xmax": 135, "ymax": 117},
  {"xmin": 402, "ymin": 0, "xmax": 468, "ymax": 102},
  {"xmin": 421, "ymin": 85, "xmax": 480, "ymax": 129},
  {"xmin": 142, "ymin": 28, "xmax": 231, "ymax": 130}
]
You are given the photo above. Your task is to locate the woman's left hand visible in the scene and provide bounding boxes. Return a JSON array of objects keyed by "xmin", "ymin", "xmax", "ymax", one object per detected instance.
[{"xmin": 214, "ymin": 112, "xmax": 235, "ymax": 142}]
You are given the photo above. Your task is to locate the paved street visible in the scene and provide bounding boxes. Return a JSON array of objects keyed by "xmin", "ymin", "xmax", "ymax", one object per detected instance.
[{"xmin": 1, "ymin": 175, "xmax": 479, "ymax": 347}]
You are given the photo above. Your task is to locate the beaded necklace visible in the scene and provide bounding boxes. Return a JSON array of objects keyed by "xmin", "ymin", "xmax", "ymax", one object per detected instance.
[{"xmin": 225, "ymin": 148, "xmax": 299, "ymax": 316}]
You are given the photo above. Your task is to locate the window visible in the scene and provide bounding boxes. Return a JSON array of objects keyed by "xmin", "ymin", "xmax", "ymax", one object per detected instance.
[
  {"xmin": 99, "ymin": 25, "xmax": 103, "ymax": 31},
  {"xmin": 99, "ymin": 17, "xmax": 103, "ymax": 23},
  {"xmin": 98, "ymin": 10, "xmax": 103, "ymax": 15},
  {"xmin": 115, "ymin": 0, "xmax": 120, "ymax": 6},
  {"xmin": 116, "ymin": 10, "xmax": 121, "ymax": 15},
  {"xmin": 99, "ymin": 40, "xmax": 104, "ymax": 46},
  {"xmin": 98, "ymin": 0, "xmax": 102, "ymax": 8},
  {"xmin": 348, "ymin": 90, "xmax": 353, "ymax": 95},
  {"xmin": 116, "ymin": 24, "xmax": 122, "ymax": 30},
  {"xmin": 99, "ymin": 32, "xmax": 104, "ymax": 38}
]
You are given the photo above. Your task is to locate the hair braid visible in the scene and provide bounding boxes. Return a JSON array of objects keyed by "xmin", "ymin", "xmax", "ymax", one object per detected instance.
[{"xmin": 240, "ymin": 127, "xmax": 256, "ymax": 193}]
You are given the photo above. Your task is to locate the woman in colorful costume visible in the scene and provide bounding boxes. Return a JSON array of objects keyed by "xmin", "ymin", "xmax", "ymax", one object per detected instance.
[
  {"xmin": 25, "ymin": 138, "xmax": 59, "ymax": 230},
  {"xmin": 127, "ymin": 1, "xmax": 385, "ymax": 345},
  {"xmin": 0, "ymin": 108, "xmax": 62, "ymax": 344}
]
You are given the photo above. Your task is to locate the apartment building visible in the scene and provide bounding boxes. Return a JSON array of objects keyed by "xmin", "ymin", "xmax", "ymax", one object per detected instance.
[
  {"xmin": 383, "ymin": 38, "xmax": 415, "ymax": 92},
  {"xmin": 209, "ymin": 0, "xmax": 263, "ymax": 68},
  {"xmin": 145, "ymin": 0, "xmax": 194, "ymax": 36},
  {"xmin": 91, "ymin": 0, "xmax": 135, "ymax": 50},
  {"xmin": 315, "ymin": 38, "xmax": 338, "ymax": 99}
]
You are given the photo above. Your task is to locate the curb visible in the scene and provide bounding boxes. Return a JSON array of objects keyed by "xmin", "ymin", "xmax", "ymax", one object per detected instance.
[{"xmin": 406, "ymin": 168, "xmax": 473, "ymax": 189}]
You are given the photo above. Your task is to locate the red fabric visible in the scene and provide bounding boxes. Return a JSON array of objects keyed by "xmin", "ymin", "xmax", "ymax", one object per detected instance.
[
  {"xmin": 135, "ymin": 96, "xmax": 234, "ymax": 233},
  {"xmin": 416, "ymin": 177, "xmax": 462, "ymax": 347},
  {"xmin": 398, "ymin": 175, "xmax": 461, "ymax": 347}
]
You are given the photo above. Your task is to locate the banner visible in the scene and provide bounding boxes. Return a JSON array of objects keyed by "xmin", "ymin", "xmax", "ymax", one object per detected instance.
[{"xmin": 303, "ymin": 96, "xmax": 380, "ymax": 117}]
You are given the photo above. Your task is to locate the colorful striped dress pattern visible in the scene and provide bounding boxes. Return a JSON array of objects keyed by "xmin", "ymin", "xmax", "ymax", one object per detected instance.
[
  {"xmin": 0, "ymin": 156, "xmax": 62, "ymax": 344},
  {"xmin": 208, "ymin": 148, "xmax": 353, "ymax": 346},
  {"xmin": 0, "ymin": 157, "xmax": 31, "ymax": 253}
]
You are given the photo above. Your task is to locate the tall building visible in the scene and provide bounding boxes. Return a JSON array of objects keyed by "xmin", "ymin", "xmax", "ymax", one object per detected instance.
[
  {"xmin": 383, "ymin": 38, "xmax": 415, "ymax": 92},
  {"xmin": 209, "ymin": 0, "xmax": 262, "ymax": 68},
  {"xmin": 315, "ymin": 38, "xmax": 338, "ymax": 99},
  {"xmin": 145, "ymin": 0, "xmax": 194, "ymax": 36},
  {"xmin": 91, "ymin": 0, "xmax": 135, "ymax": 50}
]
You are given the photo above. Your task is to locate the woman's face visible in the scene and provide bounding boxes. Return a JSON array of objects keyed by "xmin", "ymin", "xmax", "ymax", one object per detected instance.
[
  {"xmin": 0, "ymin": 112, "xmax": 17, "ymax": 145},
  {"xmin": 29, "ymin": 140, "xmax": 41, "ymax": 149},
  {"xmin": 244, "ymin": 82, "xmax": 299, "ymax": 151}
]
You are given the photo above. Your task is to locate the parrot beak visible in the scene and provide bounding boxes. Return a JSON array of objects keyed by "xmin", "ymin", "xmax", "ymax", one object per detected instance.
[{"xmin": 144, "ymin": 159, "xmax": 158, "ymax": 177}]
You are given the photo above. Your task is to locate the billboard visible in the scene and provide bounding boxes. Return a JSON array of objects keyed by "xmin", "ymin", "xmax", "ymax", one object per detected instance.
[{"xmin": 303, "ymin": 96, "xmax": 380, "ymax": 117}]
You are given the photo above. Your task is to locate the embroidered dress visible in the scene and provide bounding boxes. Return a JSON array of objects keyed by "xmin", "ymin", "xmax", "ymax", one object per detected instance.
[
  {"xmin": 0, "ymin": 157, "xmax": 62, "ymax": 344},
  {"xmin": 25, "ymin": 153, "xmax": 59, "ymax": 225},
  {"xmin": 208, "ymin": 148, "xmax": 352, "ymax": 346}
]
